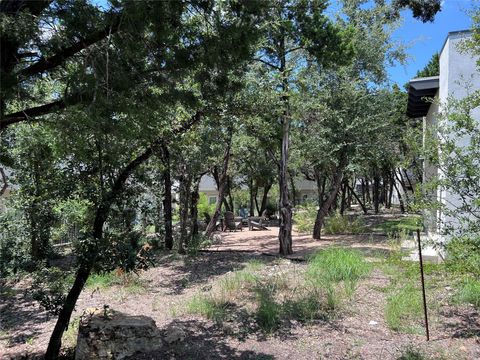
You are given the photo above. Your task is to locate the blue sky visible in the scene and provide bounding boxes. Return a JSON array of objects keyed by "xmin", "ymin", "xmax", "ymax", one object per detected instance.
[{"xmin": 388, "ymin": 0, "xmax": 474, "ymax": 86}]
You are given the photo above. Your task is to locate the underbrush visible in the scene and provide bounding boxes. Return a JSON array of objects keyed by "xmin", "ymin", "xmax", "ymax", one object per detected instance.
[
  {"xmin": 324, "ymin": 212, "xmax": 366, "ymax": 235},
  {"xmin": 186, "ymin": 248, "xmax": 370, "ymax": 333},
  {"xmin": 293, "ymin": 204, "xmax": 317, "ymax": 234}
]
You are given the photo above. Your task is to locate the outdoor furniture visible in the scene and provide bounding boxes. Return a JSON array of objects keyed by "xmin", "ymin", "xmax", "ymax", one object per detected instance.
[
  {"xmin": 224, "ymin": 211, "xmax": 243, "ymax": 231},
  {"xmin": 248, "ymin": 216, "xmax": 268, "ymax": 231}
]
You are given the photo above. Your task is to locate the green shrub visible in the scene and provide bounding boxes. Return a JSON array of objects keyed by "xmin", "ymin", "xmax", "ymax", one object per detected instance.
[
  {"xmin": 32, "ymin": 267, "xmax": 75, "ymax": 315},
  {"xmin": 445, "ymin": 235, "xmax": 480, "ymax": 275},
  {"xmin": 324, "ymin": 212, "xmax": 366, "ymax": 235},
  {"xmin": 187, "ymin": 233, "xmax": 212, "ymax": 256},
  {"xmin": 197, "ymin": 193, "xmax": 216, "ymax": 222},
  {"xmin": 385, "ymin": 283, "xmax": 422, "ymax": 332},
  {"xmin": 455, "ymin": 277, "xmax": 480, "ymax": 308},
  {"xmin": 293, "ymin": 204, "xmax": 317, "ymax": 234}
]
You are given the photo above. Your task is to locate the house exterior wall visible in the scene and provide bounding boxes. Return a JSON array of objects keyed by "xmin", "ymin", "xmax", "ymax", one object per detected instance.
[{"xmin": 428, "ymin": 31, "xmax": 480, "ymax": 243}]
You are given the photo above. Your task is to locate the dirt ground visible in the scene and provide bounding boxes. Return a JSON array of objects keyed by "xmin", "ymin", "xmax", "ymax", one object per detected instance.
[{"xmin": 1, "ymin": 216, "xmax": 479, "ymax": 359}]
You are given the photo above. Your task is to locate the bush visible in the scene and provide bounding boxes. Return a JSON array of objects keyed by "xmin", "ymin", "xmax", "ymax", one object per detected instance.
[
  {"xmin": 197, "ymin": 193, "xmax": 216, "ymax": 222},
  {"xmin": 293, "ymin": 204, "xmax": 317, "ymax": 234},
  {"xmin": 445, "ymin": 235, "xmax": 480, "ymax": 275},
  {"xmin": 324, "ymin": 212, "xmax": 366, "ymax": 235},
  {"xmin": 32, "ymin": 267, "xmax": 75, "ymax": 315}
]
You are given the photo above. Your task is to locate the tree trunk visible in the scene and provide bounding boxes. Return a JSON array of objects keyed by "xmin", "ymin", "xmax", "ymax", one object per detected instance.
[
  {"xmin": 393, "ymin": 177, "xmax": 406, "ymax": 213},
  {"xmin": 365, "ymin": 178, "xmax": 371, "ymax": 203},
  {"xmin": 340, "ymin": 180, "xmax": 347, "ymax": 216},
  {"xmin": 161, "ymin": 145, "xmax": 173, "ymax": 250},
  {"xmin": 206, "ymin": 144, "xmax": 231, "ymax": 237},
  {"xmin": 313, "ymin": 162, "xmax": 345, "ymax": 240},
  {"xmin": 190, "ymin": 179, "xmax": 200, "ymax": 240},
  {"xmin": 248, "ymin": 178, "xmax": 255, "ymax": 216},
  {"xmin": 0, "ymin": 167, "xmax": 7, "ymax": 196},
  {"xmin": 288, "ymin": 170, "xmax": 297, "ymax": 206},
  {"xmin": 278, "ymin": 32, "xmax": 293, "ymax": 256},
  {"xmin": 178, "ymin": 172, "xmax": 191, "ymax": 253},
  {"xmin": 259, "ymin": 181, "xmax": 273, "ymax": 216},
  {"xmin": 373, "ymin": 175, "xmax": 380, "ymax": 214},
  {"xmin": 346, "ymin": 182, "xmax": 368, "ymax": 214},
  {"xmin": 45, "ymin": 140, "xmax": 159, "ymax": 359}
]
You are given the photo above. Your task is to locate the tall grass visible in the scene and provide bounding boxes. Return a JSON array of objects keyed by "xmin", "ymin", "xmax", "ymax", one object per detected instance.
[
  {"xmin": 385, "ymin": 283, "xmax": 423, "ymax": 332},
  {"xmin": 306, "ymin": 248, "xmax": 371, "ymax": 308},
  {"xmin": 455, "ymin": 277, "xmax": 480, "ymax": 308}
]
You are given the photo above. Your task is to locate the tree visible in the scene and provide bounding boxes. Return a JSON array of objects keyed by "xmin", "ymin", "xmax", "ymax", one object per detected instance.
[{"xmin": 251, "ymin": 0, "xmax": 352, "ymax": 255}]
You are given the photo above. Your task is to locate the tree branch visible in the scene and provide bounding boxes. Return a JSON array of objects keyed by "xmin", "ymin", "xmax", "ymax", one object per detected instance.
[
  {"xmin": 18, "ymin": 13, "xmax": 122, "ymax": 80},
  {"xmin": 0, "ymin": 92, "xmax": 93, "ymax": 130}
]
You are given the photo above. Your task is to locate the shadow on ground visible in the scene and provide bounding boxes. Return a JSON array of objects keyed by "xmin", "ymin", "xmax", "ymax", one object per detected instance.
[{"xmin": 128, "ymin": 319, "xmax": 275, "ymax": 360}]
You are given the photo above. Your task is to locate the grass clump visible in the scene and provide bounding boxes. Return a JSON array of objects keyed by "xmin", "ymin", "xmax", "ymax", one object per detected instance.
[
  {"xmin": 306, "ymin": 248, "xmax": 370, "ymax": 308},
  {"xmin": 385, "ymin": 283, "xmax": 422, "ymax": 333},
  {"xmin": 186, "ymin": 294, "xmax": 229, "ymax": 323},
  {"xmin": 85, "ymin": 271, "xmax": 146, "ymax": 294},
  {"xmin": 455, "ymin": 277, "xmax": 480, "ymax": 308},
  {"xmin": 397, "ymin": 345, "xmax": 427, "ymax": 360},
  {"xmin": 324, "ymin": 212, "xmax": 366, "ymax": 235},
  {"xmin": 255, "ymin": 287, "xmax": 280, "ymax": 332}
]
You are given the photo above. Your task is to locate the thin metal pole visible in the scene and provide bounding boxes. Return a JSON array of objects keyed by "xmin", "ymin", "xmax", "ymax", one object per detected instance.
[{"xmin": 416, "ymin": 229, "xmax": 430, "ymax": 341}]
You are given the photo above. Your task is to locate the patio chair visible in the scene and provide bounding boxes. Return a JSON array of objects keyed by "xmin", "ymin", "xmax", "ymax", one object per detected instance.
[
  {"xmin": 224, "ymin": 211, "xmax": 242, "ymax": 232},
  {"xmin": 248, "ymin": 216, "xmax": 269, "ymax": 231}
]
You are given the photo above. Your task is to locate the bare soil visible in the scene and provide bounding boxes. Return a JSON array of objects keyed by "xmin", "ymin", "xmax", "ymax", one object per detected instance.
[{"xmin": 1, "ymin": 217, "xmax": 479, "ymax": 359}]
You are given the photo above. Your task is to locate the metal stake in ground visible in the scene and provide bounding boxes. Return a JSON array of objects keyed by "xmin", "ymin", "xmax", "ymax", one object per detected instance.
[{"xmin": 416, "ymin": 229, "xmax": 430, "ymax": 341}]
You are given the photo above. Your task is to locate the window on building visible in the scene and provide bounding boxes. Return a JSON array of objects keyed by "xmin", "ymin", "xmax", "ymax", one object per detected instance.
[{"xmin": 208, "ymin": 196, "xmax": 217, "ymax": 205}]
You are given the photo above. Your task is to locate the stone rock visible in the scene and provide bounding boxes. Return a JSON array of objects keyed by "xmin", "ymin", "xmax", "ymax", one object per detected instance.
[
  {"xmin": 75, "ymin": 309, "xmax": 163, "ymax": 360},
  {"xmin": 163, "ymin": 326, "xmax": 185, "ymax": 344},
  {"xmin": 368, "ymin": 320, "xmax": 378, "ymax": 326}
]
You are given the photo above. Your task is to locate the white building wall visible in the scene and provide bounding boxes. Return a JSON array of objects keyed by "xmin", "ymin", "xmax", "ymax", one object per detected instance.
[{"xmin": 436, "ymin": 31, "xmax": 480, "ymax": 238}]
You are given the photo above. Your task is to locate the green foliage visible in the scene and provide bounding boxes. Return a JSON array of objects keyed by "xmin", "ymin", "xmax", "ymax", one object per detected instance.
[
  {"xmin": 186, "ymin": 233, "xmax": 212, "ymax": 256},
  {"xmin": 445, "ymin": 235, "xmax": 480, "ymax": 275},
  {"xmin": 397, "ymin": 346, "xmax": 427, "ymax": 360},
  {"xmin": 32, "ymin": 268, "xmax": 75, "ymax": 316},
  {"xmin": 385, "ymin": 283, "xmax": 423, "ymax": 332},
  {"xmin": 85, "ymin": 271, "xmax": 146, "ymax": 294},
  {"xmin": 415, "ymin": 53, "xmax": 439, "ymax": 78},
  {"xmin": 323, "ymin": 213, "xmax": 366, "ymax": 235},
  {"xmin": 196, "ymin": 193, "xmax": 216, "ymax": 221},
  {"xmin": 254, "ymin": 286, "xmax": 280, "ymax": 332},
  {"xmin": 293, "ymin": 204, "xmax": 317, "ymax": 234},
  {"xmin": 186, "ymin": 294, "xmax": 229, "ymax": 323},
  {"xmin": 375, "ymin": 216, "xmax": 422, "ymax": 236},
  {"xmin": 306, "ymin": 248, "xmax": 370, "ymax": 308},
  {"xmin": 455, "ymin": 277, "xmax": 480, "ymax": 308}
]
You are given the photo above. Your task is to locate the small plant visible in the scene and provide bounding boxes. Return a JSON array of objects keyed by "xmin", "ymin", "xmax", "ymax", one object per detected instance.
[
  {"xmin": 293, "ymin": 204, "xmax": 317, "ymax": 234},
  {"xmin": 187, "ymin": 233, "xmax": 212, "ymax": 256},
  {"xmin": 455, "ymin": 277, "xmax": 480, "ymax": 308},
  {"xmin": 324, "ymin": 212, "xmax": 366, "ymax": 235},
  {"xmin": 397, "ymin": 345, "xmax": 426, "ymax": 360},
  {"xmin": 255, "ymin": 287, "xmax": 280, "ymax": 332},
  {"xmin": 385, "ymin": 283, "xmax": 422, "ymax": 332},
  {"xmin": 62, "ymin": 317, "xmax": 80, "ymax": 348},
  {"xmin": 307, "ymin": 248, "xmax": 371, "ymax": 302},
  {"xmin": 186, "ymin": 294, "xmax": 229, "ymax": 323}
]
